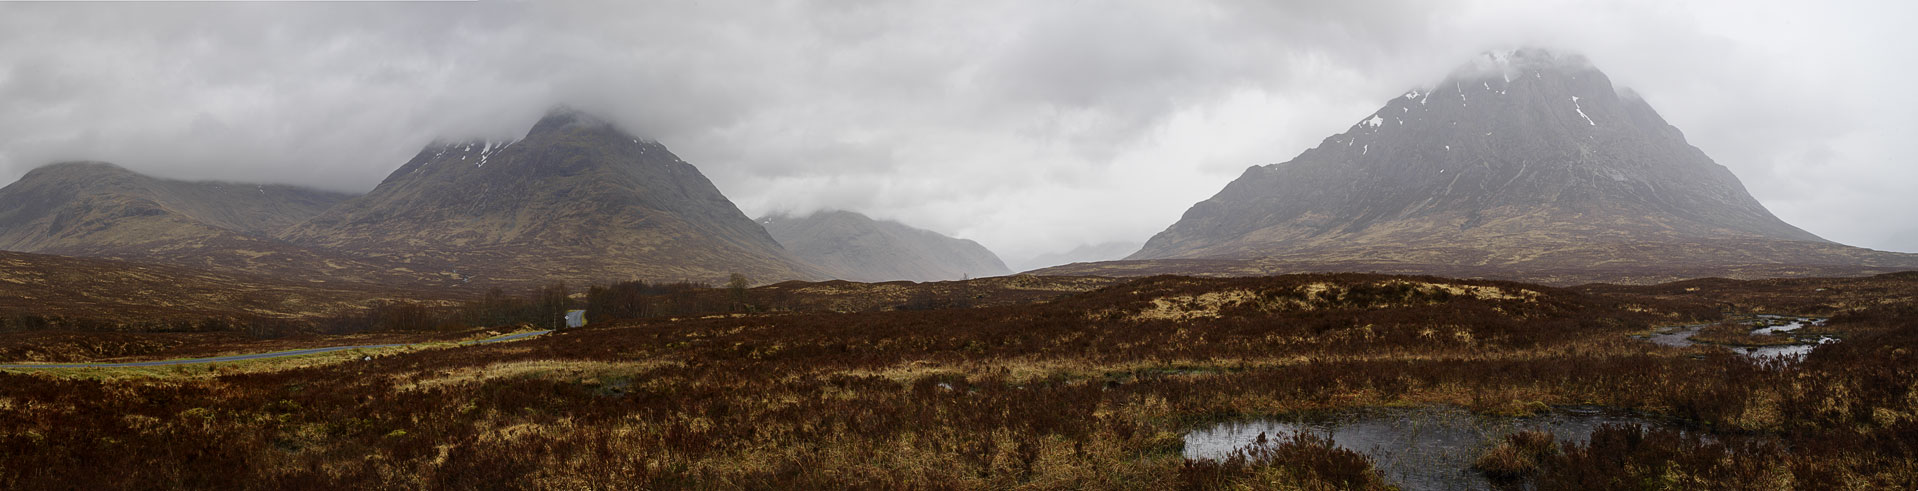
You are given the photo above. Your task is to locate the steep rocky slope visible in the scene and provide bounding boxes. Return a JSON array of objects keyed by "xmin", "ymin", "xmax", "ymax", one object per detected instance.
[
  {"xmin": 1048, "ymin": 49, "xmax": 1918, "ymax": 284},
  {"xmin": 280, "ymin": 108, "xmax": 824, "ymax": 287}
]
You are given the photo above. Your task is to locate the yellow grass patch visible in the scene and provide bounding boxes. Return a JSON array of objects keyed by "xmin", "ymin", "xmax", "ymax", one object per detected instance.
[
  {"xmin": 394, "ymin": 359, "xmax": 682, "ymax": 392},
  {"xmin": 1131, "ymin": 289, "xmax": 1259, "ymax": 321},
  {"xmin": 1381, "ymin": 280, "xmax": 1540, "ymax": 301}
]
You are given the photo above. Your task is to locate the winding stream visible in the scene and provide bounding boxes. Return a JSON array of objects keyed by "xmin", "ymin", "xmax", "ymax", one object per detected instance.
[{"xmin": 1642, "ymin": 315, "xmax": 1833, "ymax": 361}]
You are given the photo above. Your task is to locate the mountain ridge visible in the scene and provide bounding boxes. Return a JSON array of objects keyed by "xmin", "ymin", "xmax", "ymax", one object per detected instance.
[
  {"xmin": 759, "ymin": 210, "xmax": 1011, "ymax": 282},
  {"xmin": 1049, "ymin": 48, "xmax": 1918, "ymax": 284},
  {"xmin": 278, "ymin": 107, "xmax": 827, "ymax": 287},
  {"xmin": 0, "ymin": 161, "xmax": 424, "ymax": 284},
  {"xmin": 1007, "ymin": 241, "xmax": 1144, "ymax": 273}
]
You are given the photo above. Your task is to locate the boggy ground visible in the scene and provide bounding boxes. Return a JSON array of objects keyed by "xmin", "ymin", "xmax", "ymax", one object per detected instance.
[{"xmin": 1, "ymin": 272, "xmax": 1914, "ymax": 489}]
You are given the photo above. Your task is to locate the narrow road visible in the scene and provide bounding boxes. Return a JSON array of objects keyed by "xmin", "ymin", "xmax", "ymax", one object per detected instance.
[{"xmin": 0, "ymin": 330, "xmax": 553, "ymax": 369}]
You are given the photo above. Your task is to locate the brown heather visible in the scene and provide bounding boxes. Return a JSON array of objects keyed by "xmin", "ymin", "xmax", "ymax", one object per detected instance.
[
  {"xmin": 0, "ymin": 272, "xmax": 1914, "ymax": 489},
  {"xmin": 1688, "ymin": 322, "xmax": 1802, "ymax": 347}
]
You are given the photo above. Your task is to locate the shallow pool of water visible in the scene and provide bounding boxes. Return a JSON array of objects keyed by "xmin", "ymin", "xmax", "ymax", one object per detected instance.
[
  {"xmin": 1183, "ymin": 406, "xmax": 1666, "ymax": 490},
  {"xmin": 1639, "ymin": 315, "xmax": 1832, "ymax": 361},
  {"xmin": 1646, "ymin": 324, "xmax": 1705, "ymax": 347}
]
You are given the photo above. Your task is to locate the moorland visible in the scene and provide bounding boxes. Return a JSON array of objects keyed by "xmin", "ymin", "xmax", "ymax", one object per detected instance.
[{"xmin": 3, "ymin": 272, "xmax": 1914, "ymax": 489}]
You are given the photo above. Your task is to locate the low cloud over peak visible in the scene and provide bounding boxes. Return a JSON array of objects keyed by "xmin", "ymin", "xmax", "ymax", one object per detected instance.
[{"xmin": 3, "ymin": 0, "xmax": 1915, "ymax": 259}]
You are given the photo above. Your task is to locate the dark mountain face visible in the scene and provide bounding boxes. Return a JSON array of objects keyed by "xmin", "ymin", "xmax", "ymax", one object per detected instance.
[
  {"xmin": 0, "ymin": 161, "xmax": 384, "ymax": 280},
  {"xmin": 759, "ymin": 210, "xmax": 1011, "ymax": 282},
  {"xmin": 279, "ymin": 108, "xmax": 824, "ymax": 287},
  {"xmin": 1110, "ymin": 49, "xmax": 1918, "ymax": 282}
]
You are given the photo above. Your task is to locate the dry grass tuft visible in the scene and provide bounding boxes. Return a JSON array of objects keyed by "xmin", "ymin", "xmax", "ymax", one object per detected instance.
[{"xmin": 394, "ymin": 359, "xmax": 682, "ymax": 392}]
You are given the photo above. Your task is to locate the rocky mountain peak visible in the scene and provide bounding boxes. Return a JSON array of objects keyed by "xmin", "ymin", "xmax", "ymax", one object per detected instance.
[
  {"xmin": 279, "ymin": 106, "xmax": 822, "ymax": 287},
  {"xmin": 1129, "ymin": 49, "xmax": 1834, "ymax": 272}
]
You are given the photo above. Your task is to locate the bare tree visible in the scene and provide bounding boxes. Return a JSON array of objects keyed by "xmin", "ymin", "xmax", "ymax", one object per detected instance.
[{"xmin": 727, "ymin": 273, "xmax": 751, "ymax": 312}]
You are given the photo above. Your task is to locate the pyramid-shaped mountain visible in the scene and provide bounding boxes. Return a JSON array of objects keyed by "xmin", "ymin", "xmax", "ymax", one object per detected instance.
[
  {"xmin": 279, "ymin": 108, "xmax": 825, "ymax": 286},
  {"xmin": 1085, "ymin": 49, "xmax": 1917, "ymax": 284},
  {"xmin": 759, "ymin": 210, "xmax": 1011, "ymax": 282},
  {"xmin": 0, "ymin": 162, "xmax": 407, "ymax": 282}
]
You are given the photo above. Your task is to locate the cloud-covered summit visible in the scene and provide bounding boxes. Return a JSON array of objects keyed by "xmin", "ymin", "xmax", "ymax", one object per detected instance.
[{"xmin": 2, "ymin": 0, "xmax": 1913, "ymax": 260}]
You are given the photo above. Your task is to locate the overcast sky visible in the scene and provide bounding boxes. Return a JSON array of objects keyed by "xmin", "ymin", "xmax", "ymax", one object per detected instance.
[{"xmin": 2, "ymin": 0, "xmax": 1913, "ymax": 261}]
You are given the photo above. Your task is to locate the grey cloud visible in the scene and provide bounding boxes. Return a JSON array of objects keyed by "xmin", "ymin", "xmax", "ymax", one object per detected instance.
[{"xmin": 1, "ymin": 0, "xmax": 1913, "ymax": 261}]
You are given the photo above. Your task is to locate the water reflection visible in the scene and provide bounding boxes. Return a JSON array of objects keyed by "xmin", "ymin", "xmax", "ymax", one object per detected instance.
[
  {"xmin": 1183, "ymin": 406, "xmax": 1667, "ymax": 490},
  {"xmin": 1729, "ymin": 337, "xmax": 1837, "ymax": 359},
  {"xmin": 1750, "ymin": 315, "xmax": 1824, "ymax": 336}
]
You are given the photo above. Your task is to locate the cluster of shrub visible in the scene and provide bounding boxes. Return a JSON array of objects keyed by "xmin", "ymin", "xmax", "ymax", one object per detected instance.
[
  {"xmin": 310, "ymin": 283, "xmax": 575, "ymax": 334},
  {"xmin": 582, "ymin": 279, "xmax": 736, "ymax": 323}
]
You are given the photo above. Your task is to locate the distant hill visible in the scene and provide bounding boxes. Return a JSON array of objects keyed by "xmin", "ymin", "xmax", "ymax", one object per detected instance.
[
  {"xmin": 759, "ymin": 210, "xmax": 1010, "ymax": 282},
  {"xmin": 0, "ymin": 161, "xmax": 414, "ymax": 283},
  {"xmin": 1043, "ymin": 49, "xmax": 1918, "ymax": 285},
  {"xmin": 279, "ymin": 108, "xmax": 826, "ymax": 287},
  {"xmin": 1007, "ymin": 241, "xmax": 1143, "ymax": 273}
]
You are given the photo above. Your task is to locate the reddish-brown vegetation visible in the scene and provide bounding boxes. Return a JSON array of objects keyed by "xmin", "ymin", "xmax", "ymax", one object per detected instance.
[
  {"xmin": 0, "ymin": 272, "xmax": 1913, "ymax": 488},
  {"xmin": 1688, "ymin": 321, "xmax": 1800, "ymax": 346}
]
